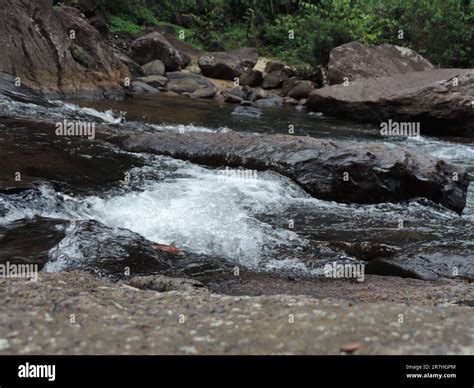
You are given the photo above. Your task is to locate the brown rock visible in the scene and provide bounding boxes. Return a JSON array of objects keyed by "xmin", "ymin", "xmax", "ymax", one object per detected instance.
[{"xmin": 0, "ymin": 0, "xmax": 129, "ymax": 98}]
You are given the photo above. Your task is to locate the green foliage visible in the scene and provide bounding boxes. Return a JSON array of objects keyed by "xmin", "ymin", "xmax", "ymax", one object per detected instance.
[
  {"xmin": 108, "ymin": 15, "xmax": 142, "ymax": 33},
  {"xmin": 94, "ymin": 0, "xmax": 473, "ymax": 69}
]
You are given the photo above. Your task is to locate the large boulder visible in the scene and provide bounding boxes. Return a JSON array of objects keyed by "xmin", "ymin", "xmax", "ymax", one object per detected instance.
[
  {"xmin": 0, "ymin": 0, "xmax": 129, "ymax": 98},
  {"xmin": 198, "ymin": 48, "xmax": 258, "ymax": 80},
  {"xmin": 328, "ymin": 42, "xmax": 434, "ymax": 85},
  {"xmin": 131, "ymin": 32, "xmax": 191, "ymax": 71},
  {"xmin": 307, "ymin": 69, "xmax": 474, "ymax": 136},
  {"xmin": 124, "ymin": 132, "xmax": 469, "ymax": 214},
  {"xmin": 287, "ymin": 81, "xmax": 315, "ymax": 100},
  {"xmin": 141, "ymin": 60, "xmax": 165, "ymax": 76},
  {"xmin": 165, "ymin": 72, "xmax": 217, "ymax": 97},
  {"xmin": 239, "ymin": 69, "xmax": 263, "ymax": 87}
]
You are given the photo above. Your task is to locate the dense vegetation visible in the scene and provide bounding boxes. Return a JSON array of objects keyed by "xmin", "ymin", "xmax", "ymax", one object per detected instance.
[{"xmin": 60, "ymin": 0, "xmax": 474, "ymax": 69}]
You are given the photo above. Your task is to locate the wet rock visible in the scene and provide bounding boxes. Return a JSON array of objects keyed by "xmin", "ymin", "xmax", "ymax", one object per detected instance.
[
  {"xmin": 330, "ymin": 242, "xmax": 401, "ymax": 261},
  {"xmin": 0, "ymin": 0, "xmax": 129, "ymax": 98},
  {"xmin": 287, "ymin": 81, "xmax": 315, "ymax": 100},
  {"xmin": 239, "ymin": 69, "xmax": 263, "ymax": 87},
  {"xmin": 141, "ymin": 60, "xmax": 166, "ymax": 76},
  {"xmin": 136, "ymin": 75, "xmax": 168, "ymax": 88},
  {"xmin": 123, "ymin": 131, "xmax": 469, "ymax": 214},
  {"xmin": 231, "ymin": 106, "xmax": 263, "ymax": 118},
  {"xmin": 328, "ymin": 42, "xmax": 434, "ymax": 85},
  {"xmin": 0, "ymin": 217, "xmax": 68, "ymax": 269},
  {"xmin": 131, "ymin": 81, "xmax": 160, "ymax": 94},
  {"xmin": 254, "ymin": 96, "xmax": 284, "ymax": 107},
  {"xmin": 366, "ymin": 248, "xmax": 474, "ymax": 281},
  {"xmin": 0, "ymin": 118, "xmax": 143, "ymax": 194},
  {"xmin": 198, "ymin": 48, "xmax": 259, "ymax": 80},
  {"xmin": 40, "ymin": 219, "xmax": 233, "ymax": 282},
  {"xmin": 131, "ymin": 32, "xmax": 190, "ymax": 70},
  {"xmin": 307, "ymin": 69, "xmax": 474, "ymax": 136}
]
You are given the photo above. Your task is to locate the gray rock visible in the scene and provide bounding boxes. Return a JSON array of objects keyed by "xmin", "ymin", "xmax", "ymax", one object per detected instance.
[
  {"xmin": 254, "ymin": 96, "xmax": 284, "ymax": 107},
  {"xmin": 131, "ymin": 81, "xmax": 160, "ymax": 94},
  {"xmin": 136, "ymin": 75, "xmax": 168, "ymax": 88},
  {"xmin": 328, "ymin": 41, "xmax": 434, "ymax": 85},
  {"xmin": 123, "ymin": 131, "xmax": 470, "ymax": 214},
  {"xmin": 287, "ymin": 81, "xmax": 315, "ymax": 100},
  {"xmin": 128, "ymin": 275, "xmax": 207, "ymax": 293},
  {"xmin": 165, "ymin": 72, "xmax": 217, "ymax": 94},
  {"xmin": 366, "ymin": 248, "xmax": 474, "ymax": 281},
  {"xmin": 114, "ymin": 50, "xmax": 144, "ymax": 77},
  {"xmin": 131, "ymin": 32, "xmax": 190, "ymax": 70},
  {"xmin": 307, "ymin": 69, "xmax": 474, "ymax": 136},
  {"xmin": 198, "ymin": 47, "xmax": 258, "ymax": 80},
  {"xmin": 142, "ymin": 60, "xmax": 166, "ymax": 76},
  {"xmin": 262, "ymin": 71, "xmax": 287, "ymax": 89}
]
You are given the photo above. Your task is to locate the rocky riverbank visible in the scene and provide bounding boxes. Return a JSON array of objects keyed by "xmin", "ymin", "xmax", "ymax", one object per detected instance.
[
  {"xmin": 1, "ymin": 0, "xmax": 472, "ymax": 135},
  {"xmin": 0, "ymin": 272, "xmax": 472, "ymax": 355}
]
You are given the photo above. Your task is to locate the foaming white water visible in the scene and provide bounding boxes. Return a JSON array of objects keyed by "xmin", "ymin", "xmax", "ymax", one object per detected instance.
[
  {"xmin": 149, "ymin": 123, "xmax": 232, "ymax": 133},
  {"xmin": 82, "ymin": 163, "xmax": 306, "ymax": 267},
  {"xmin": 0, "ymin": 158, "xmax": 308, "ymax": 268},
  {"xmin": 60, "ymin": 102, "xmax": 125, "ymax": 124}
]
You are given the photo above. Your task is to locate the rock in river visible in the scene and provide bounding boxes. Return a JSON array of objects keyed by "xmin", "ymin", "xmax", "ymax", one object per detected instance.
[
  {"xmin": 123, "ymin": 131, "xmax": 469, "ymax": 214},
  {"xmin": 307, "ymin": 69, "xmax": 474, "ymax": 136}
]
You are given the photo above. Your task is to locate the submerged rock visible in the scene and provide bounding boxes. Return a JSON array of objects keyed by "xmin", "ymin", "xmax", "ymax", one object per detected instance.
[
  {"xmin": 307, "ymin": 69, "xmax": 474, "ymax": 136},
  {"xmin": 328, "ymin": 42, "xmax": 434, "ymax": 85},
  {"xmin": 123, "ymin": 131, "xmax": 469, "ymax": 214}
]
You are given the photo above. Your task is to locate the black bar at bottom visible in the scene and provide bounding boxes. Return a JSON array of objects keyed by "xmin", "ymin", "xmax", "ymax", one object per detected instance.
[{"xmin": 0, "ymin": 355, "xmax": 472, "ymax": 387}]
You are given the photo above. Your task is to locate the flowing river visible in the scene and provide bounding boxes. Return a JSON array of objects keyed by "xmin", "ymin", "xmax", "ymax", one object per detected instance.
[{"xmin": 0, "ymin": 94, "xmax": 472, "ymax": 282}]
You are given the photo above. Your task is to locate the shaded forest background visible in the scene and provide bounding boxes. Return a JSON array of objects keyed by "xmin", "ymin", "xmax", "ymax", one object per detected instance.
[{"xmin": 57, "ymin": 0, "xmax": 473, "ymax": 69}]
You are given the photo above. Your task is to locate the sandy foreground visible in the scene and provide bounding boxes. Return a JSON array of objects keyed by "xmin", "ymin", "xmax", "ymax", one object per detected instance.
[{"xmin": 0, "ymin": 272, "xmax": 472, "ymax": 355}]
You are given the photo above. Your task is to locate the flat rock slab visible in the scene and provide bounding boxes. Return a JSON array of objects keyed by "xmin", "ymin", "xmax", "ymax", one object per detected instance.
[
  {"xmin": 366, "ymin": 249, "xmax": 474, "ymax": 281},
  {"xmin": 0, "ymin": 272, "xmax": 472, "ymax": 355},
  {"xmin": 124, "ymin": 131, "xmax": 469, "ymax": 214},
  {"xmin": 308, "ymin": 69, "xmax": 474, "ymax": 135}
]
